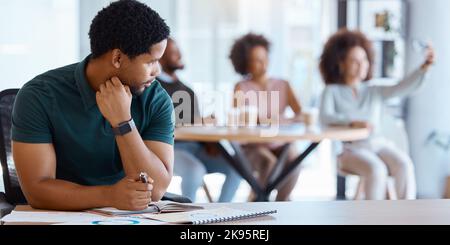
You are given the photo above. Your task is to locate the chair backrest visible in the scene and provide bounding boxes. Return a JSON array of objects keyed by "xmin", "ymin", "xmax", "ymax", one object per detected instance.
[{"xmin": 0, "ymin": 89, "xmax": 26, "ymax": 205}]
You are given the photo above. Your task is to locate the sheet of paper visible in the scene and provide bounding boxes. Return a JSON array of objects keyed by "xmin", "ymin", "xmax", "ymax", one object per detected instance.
[
  {"xmin": 1, "ymin": 210, "xmax": 166, "ymax": 225},
  {"xmin": 52, "ymin": 217, "xmax": 164, "ymax": 225},
  {"xmin": 1, "ymin": 210, "xmax": 111, "ymax": 223}
]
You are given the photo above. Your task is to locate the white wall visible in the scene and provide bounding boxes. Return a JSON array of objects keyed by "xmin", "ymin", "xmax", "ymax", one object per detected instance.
[
  {"xmin": 405, "ymin": 0, "xmax": 450, "ymax": 198},
  {"xmin": 1, "ymin": 0, "xmax": 174, "ymax": 86},
  {"xmin": 0, "ymin": 0, "xmax": 79, "ymax": 90}
]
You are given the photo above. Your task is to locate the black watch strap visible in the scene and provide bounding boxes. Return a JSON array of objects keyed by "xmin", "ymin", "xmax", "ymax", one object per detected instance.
[{"xmin": 112, "ymin": 119, "xmax": 136, "ymax": 136}]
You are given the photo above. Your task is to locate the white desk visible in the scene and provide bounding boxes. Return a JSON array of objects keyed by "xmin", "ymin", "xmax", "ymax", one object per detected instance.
[
  {"xmin": 200, "ymin": 199, "xmax": 450, "ymax": 225},
  {"xmin": 4, "ymin": 199, "xmax": 450, "ymax": 225}
]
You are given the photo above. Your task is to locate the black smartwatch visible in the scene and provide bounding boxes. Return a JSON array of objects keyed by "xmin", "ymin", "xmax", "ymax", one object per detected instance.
[{"xmin": 112, "ymin": 118, "xmax": 136, "ymax": 136}]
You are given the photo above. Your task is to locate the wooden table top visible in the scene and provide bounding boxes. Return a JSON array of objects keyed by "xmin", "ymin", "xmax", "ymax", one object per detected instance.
[{"xmin": 175, "ymin": 124, "xmax": 370, "ymax": 143}]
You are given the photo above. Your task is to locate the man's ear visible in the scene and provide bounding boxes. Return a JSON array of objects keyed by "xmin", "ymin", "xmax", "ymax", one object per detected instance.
[{"xmin": 111, "ymin": 49, "xmax": 122, "ymax": 69}]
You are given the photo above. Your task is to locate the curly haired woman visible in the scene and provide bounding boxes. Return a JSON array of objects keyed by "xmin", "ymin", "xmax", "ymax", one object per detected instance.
[{"xmin": 319, "ymin": 29, "xmax": 434, "ymax": 200}]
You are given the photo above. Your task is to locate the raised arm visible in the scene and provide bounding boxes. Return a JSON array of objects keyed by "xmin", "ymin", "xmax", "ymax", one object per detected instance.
[
  {"xmin": 377, "ymin": 46, "xmax": 435, "ymax": 100},
  {"xmin": 115, "ymin": 136, "xmax": 174, "ymax": 201},
  {"xmin": 96, "ymin": 77, "xmax": 174, "ymax": 201}
]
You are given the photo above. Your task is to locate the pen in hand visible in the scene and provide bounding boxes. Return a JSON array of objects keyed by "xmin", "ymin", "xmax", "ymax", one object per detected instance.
[
  {"xmin": 139, "ymin": 172, "xmax": 148, "ymax": 183},
  {"xmin": 139, "ymin": 172, "xmax": 153, "ymax": 205}
]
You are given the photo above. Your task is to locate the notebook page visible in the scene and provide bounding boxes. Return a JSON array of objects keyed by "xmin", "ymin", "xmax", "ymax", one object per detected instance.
[{"xmin": 142, "ymin": 207, "xmax": 276, "ymax": 224}]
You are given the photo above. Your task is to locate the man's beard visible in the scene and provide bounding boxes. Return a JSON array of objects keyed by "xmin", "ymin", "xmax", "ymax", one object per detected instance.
[
  {"xmin": 166, "ymin": 63, "xmax": 185, "ymax": 73},
  {"xmin": 130, "ymin": 85, "xmax": 145, "ymax": 96}
]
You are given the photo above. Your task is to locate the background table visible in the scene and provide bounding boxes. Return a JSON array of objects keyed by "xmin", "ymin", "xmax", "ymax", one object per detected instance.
[{"xmin": 175, "ymin": 125, "xmax": 370, "ymax": 201}]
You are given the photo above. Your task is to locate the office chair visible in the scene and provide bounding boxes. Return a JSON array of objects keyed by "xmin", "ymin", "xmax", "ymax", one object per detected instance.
[
  {"xmin": 337, "ymin": 167, "xmax": 398, "ymax": 200},
  {"xmin": 0, "ymin": 89, "xmax": 21, "ymax": 217},
  {"xmin": 0, "ymin": 89, "xmax": 189, "ymax": 218}
]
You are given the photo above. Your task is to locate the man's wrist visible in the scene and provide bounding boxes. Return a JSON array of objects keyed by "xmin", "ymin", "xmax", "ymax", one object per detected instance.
[
  {"xmin": 99, "ymin": 185, "xmax": 113, "ymax": 207},
  {"xmin": 112, "ymin": 118, "xmax": 136, "ymax": 136},
  {"xmin": 110, "ymin": 116, "xmax": 132, "ymax": 128}
]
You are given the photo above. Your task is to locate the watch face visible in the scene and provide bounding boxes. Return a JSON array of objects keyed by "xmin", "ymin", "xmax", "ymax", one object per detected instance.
[
  {"xmin": 113, "ymin": 119, "xmax": 135, "ymax": 135},
  {"xmin": 118, "ymin": 123, "xmax": 132, "ymax": 134}
]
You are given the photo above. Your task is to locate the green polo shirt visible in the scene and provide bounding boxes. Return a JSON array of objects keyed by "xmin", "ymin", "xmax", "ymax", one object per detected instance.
[{"xmin": 12, "ymin": 55, "xmax": 174, "ymax": 186}]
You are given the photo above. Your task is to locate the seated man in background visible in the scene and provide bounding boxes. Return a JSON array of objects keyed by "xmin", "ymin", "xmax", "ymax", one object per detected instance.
[
  {"xmin": 158, "ymin": 38, "xmax": 241, "ymax": 202},
  {"xmin": 12, "ymin": 0, "xmax": 173, "ymax": 211}
]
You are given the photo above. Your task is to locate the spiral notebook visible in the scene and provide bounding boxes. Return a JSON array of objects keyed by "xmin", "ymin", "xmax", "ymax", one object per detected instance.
[
  {"xmin": 89, "ymin": 201, "xmax": 204, "ymax": 216},
  {"xmin": 142, "ymin": 207, "xmax": 277, "ymax": 224}
]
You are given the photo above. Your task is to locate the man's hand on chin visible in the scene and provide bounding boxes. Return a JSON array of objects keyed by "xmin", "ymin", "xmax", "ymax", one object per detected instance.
[{"xmin": 96, "ymin": 76, "xmax": 132, "ymax": 127}]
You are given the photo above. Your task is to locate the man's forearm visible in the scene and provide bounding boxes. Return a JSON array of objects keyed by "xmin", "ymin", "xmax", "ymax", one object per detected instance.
[
  {"xmin": 26, "ymin": 179, "xmax": 111, "ymax": 211},
  {"xmin": 115, "ymin": 129, "xmax": 172, "ymax": 200}
]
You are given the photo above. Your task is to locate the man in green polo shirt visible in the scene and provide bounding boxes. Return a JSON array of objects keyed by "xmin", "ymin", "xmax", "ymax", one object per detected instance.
[{"xmin": 11, "ymin": 0, "xmax": 174, "ymax": 211}]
